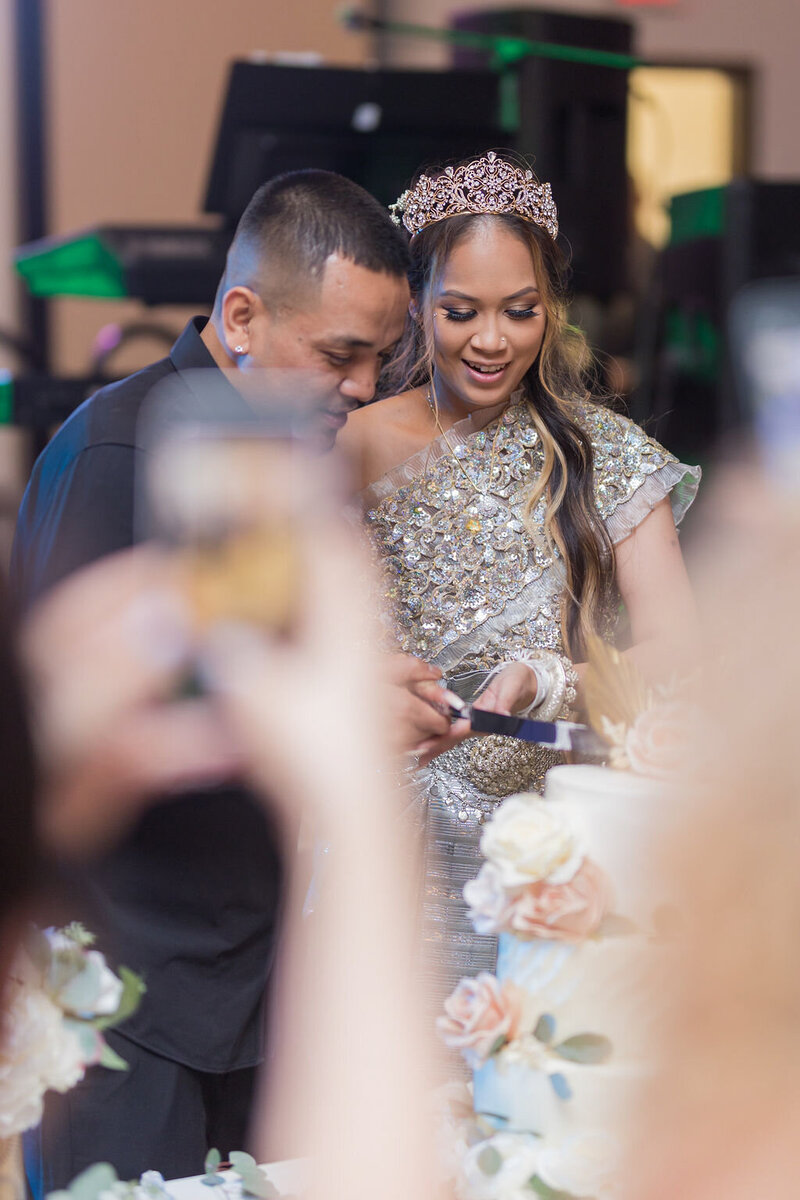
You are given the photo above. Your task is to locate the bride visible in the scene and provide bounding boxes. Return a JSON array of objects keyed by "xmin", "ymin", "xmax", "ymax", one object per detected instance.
[{"xmin": 339, "ymin": 150, "xmax": 700, "ymax": 995}]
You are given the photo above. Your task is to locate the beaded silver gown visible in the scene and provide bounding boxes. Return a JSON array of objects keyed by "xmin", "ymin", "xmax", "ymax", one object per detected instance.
[{"xmin": 359, "ymin": 395, "xmax": 700, "ymax": 1001}]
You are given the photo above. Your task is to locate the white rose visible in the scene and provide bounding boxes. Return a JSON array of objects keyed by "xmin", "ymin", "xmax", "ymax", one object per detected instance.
[
  {"xmin": 84, "ymin": 951, "xmax": 125, "ymax": 1016},
  {"xmin": 458, "ymin": 1132, "xmax": 541, "ymax": 1200},
  {"xmin": 0, "ymin": 984, "xmax": 85, "ymax": 1137},
  {"xmin": 536, "ymin": 1131, "xmax": 620, "ymax": 1198},
  {"xmin": 49, "ymin": 946, "xmax": 124, "ymax": 1019},
  {"xmin": 480, "ymin": 797, "xmax": 582, "ymax": 889},
  {"xmin": 463, "ymin": 863, "xmax": 514, "ymax": 935}
]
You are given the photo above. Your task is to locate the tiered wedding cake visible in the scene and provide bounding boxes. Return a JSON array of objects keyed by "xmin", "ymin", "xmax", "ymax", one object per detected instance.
[{"xmin": 438, "ymin": 763, "xmax": 679, "ymax": 1200}]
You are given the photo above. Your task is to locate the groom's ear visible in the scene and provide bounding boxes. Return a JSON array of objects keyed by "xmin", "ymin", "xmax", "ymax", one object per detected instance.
[{"xmin": 408, "ymin": 297, "xmax": 421, "ymax": 322}]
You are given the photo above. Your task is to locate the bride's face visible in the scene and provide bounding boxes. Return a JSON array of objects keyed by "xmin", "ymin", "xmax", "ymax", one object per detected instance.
[{"xmin": 430, "ymin": 222, "xmax": 547, "ymax": 421}]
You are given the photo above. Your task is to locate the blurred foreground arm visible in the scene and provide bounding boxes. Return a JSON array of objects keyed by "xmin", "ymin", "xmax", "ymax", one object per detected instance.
[
  {"xmin": 201, "ymin": 519, "xmax": 439, "ymax": 1200},
  {"xmin": 20, "ymin": 547, "xmax": 242, "ymax": 857}
]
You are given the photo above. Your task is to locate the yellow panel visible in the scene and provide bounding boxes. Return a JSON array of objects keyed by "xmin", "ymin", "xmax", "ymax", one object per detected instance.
[{"xmin": 627, "ymin": 67, "xmax": 739, "ymax": 247}]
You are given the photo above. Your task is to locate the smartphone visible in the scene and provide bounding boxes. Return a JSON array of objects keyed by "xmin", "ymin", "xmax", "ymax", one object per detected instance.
[{"xmin": 137, "ymin": 368, "xmax": 346, "ymax": 633}]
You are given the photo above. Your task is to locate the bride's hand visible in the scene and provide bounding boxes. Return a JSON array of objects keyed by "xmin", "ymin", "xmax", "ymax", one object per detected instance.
[{"xmin": 472, "ymin": 661, "xmax": 538, "ymax": 717}]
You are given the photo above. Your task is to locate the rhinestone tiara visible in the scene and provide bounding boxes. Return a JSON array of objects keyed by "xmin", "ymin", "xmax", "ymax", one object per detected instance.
[{"xmin": 389, "ymin": 151, "xmax": 558, "ymax": 241}]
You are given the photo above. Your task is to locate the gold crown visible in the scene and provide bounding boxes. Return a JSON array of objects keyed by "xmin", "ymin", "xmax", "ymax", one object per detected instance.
[{"xmin": 390, "ymin": 151, "xmax": 558, "ymax": 240}]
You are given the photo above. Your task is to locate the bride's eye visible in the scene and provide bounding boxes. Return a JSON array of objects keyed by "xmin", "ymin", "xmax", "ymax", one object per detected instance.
[
  {"xmin": 507, "ymin": 307, "xmax": 538, "ymax": 320},
  {"xmin": 442, "ymin": 309, "xmax": 475, "ymax": 322}
]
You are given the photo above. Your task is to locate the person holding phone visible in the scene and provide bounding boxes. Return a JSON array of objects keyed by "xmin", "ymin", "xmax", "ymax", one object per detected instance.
[{"xmin": 11, "ymin": 170, "xmax": 453, "ymax": 1192}]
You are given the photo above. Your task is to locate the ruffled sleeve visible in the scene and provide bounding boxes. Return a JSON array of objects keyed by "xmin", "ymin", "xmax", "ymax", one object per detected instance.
[{"xmin": 576, "ymin": 402, "xmax": 701, "ymax": 544}]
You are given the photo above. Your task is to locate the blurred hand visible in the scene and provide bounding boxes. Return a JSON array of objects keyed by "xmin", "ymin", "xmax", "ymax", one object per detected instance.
[
  {"xmin": 383, "ymin": 653, "xmax": 460, "ymax": 757},
  {"xmin": 199, "ymin": 519, "xmax": 397, "ymax": 828},
  {"xmin": 413, "ymin": 662, "xmax": 538, "ymax": 767},
  {"xmin": 21, "ymin": 547, "xmax": 242, "ymax": 857}
]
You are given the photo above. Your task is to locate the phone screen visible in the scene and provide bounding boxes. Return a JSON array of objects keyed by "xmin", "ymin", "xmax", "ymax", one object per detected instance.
[{"xmin": 137, "ymin": 368, "xmax": 346, "ymax": 633}]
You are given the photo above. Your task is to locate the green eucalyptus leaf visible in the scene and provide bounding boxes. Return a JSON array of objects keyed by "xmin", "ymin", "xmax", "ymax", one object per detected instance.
[
  {"xmin": 229, "ymin": 1153, "xmax": 256, "ymax": 1172},
  {"xmin": 477, "ymin": 1146, "xmax": 503, "ymax": 1177},
  {"xmin": 534, "ymin": 1013, "xmax": 556, "ymax": 1044},
  {"xmin": 489, "ymin": 1033, "xmax": 508, "ymax": 1056},
  {"xmin": 549, "ymin": 1072, "xmax": 572, "ymax": 1101},
  {"xmin": 98, "ymin": 1040, "xmax": 130, "ymax": 1071},
  {"xmin": 529, "ymin": 1175, "xmax": 576, "ymax": 1199},
  {"xmin": 554, "ymin": 1033, "xmax": 612, "ymax": 1064},
  {"xmin": 64, "ymin": 1162, "xmax": 119, "ymax": 1200},
  {"xmin": 229, "ymin": 1153, "xmax": 279, "ymax": 1199},
  {"xmin": 204, "ymin": 1149, "xmax": 222, "ymax": 1175}
]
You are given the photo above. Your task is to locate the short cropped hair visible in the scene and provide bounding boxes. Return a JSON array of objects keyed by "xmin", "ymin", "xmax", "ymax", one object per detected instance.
[{"xmin": 220, "ymin": 170, "xmax": 410, "ymax": 310}]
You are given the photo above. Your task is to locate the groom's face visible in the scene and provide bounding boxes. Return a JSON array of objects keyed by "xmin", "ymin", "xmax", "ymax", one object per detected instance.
[{"xmin": 244, "ymin": 255, "xmax": 409, "ymax": 446}]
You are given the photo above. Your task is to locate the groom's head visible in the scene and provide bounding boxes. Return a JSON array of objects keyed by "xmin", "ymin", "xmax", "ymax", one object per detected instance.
[{"xmin": 211, "ymin": 170, "xmax": 410, "ymax": 436}]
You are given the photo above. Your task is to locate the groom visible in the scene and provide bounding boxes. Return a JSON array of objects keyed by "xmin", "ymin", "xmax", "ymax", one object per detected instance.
[{"xmin": 13, "ymin": 170, "xmax": 451, "ymax": 1192}]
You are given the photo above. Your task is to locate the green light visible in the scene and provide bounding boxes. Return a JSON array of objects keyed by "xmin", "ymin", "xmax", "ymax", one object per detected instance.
[
  {"xmin": 669, "ymin": 187, "xmax": 725, "ymax": 245},
  {"xmin": 15, "ymin": 231, "xmax": 127, "ymax": 298},
  {"xmin": 0, "ymin": 371, "xmax": 13, "ymax": 425}
]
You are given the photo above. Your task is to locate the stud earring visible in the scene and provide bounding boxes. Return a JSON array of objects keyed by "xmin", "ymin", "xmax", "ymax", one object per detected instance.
[{"xmin": 233, "ymin": 345, "xmax": 245, "ymax": 355}]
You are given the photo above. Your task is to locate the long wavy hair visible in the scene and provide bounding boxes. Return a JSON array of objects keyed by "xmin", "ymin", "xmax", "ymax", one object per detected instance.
[{"xmin": 381, "ymin": 177, "xmax": 615, "ymax": 659}]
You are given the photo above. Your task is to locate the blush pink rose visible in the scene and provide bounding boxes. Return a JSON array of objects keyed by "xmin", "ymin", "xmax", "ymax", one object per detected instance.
[
  {"xmin": 507, "ymin": 858, "xmax": 613, "ymax": 942},
  {"xmin": 436, "ymin": 973, "xmax": 522, "ymax": 1067},
  {"xmin": 625, "ymin": 701, "xmax": 691, "ymax": 779}
]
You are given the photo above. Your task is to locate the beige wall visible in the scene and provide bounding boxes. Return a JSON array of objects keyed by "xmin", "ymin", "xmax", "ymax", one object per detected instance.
[
  {"xmin": 2, "ymin": 0, "xmax": 373, "ymax": 376},
  {"xmin": 383, "ymin": 0, "xmax": 800, "ymax": 178}
]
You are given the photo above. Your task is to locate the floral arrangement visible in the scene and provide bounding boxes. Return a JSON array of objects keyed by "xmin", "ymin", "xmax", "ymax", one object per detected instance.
[
  {"xmin": 438, "ymin": 971, "xmax": 610, "ymax": 1096},
  {"xmin": 0, "ymin": 923, "xmax": 144, "ymax": 1139},
  {"xmin": 462, "ymin": 798, "xmax": 613, "ymax": 943}
]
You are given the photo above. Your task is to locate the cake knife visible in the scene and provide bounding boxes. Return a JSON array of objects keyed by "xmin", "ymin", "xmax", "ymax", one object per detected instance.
[{"xmin": 457, "ymin": 703, "xmax": 608, "ymax": 756}]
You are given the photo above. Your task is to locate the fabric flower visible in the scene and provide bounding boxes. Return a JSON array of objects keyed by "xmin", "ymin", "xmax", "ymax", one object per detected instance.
[
  {"xmin": 507, "ymin": 858, "xmax": 614, "ymax": 942},
  {"xmin": 457, "ymin": 1132, "xmax": 541, "ymax": 1200},
  {"xmin": 624, "ymin": 701, "xmax": 691, "ymax": 779},
  {"xmin": 463, "ymin": 863, "xmax": 516, "ymax": 935},
  {"xmin": 536, "ymin": 1130, "xmax": 620, "ymax": 1198},
  {"xmin": 437, "ymin": 974, "xmax": 522, "ymax": 1068},
  {"xmin": 480, "ymin": 796, "xmax": 582, "ymax": 888}
]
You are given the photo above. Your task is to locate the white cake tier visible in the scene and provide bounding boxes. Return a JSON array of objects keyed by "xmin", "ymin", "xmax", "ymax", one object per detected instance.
[
  {"xmin": 473, "ymin": 1053, "xmax": 648, "ymax": 1143},
  {"xmin": 543, "ymin": 764, "xmax": 677, "ymax": 921},
  {"xmin": 496, "ymin": 931, "xmax": 675, "ymax": 1060}
]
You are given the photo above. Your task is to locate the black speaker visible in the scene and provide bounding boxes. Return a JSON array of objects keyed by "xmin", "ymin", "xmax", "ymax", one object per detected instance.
[
  {"xmin": 450, "ymin": 8, "xmax": 634, "ymax": 298},
  {"xmin": 633, "ymin": 179, "xmax": 800, "ymax": 459},
  {"xmin": 204, "ymin": 61, "xmax": 503, "ymax": 224}
]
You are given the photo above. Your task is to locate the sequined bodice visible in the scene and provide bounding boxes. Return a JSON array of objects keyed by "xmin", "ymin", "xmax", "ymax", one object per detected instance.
[{"xmin": 361, "ymin": 396, "xmax": 679, "ymax": 680}]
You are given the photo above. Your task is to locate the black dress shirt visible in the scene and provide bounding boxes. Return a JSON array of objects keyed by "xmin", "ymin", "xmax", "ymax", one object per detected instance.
[{"xmin": 11, "ymin": 319, "xmax": 283, "ymax": 1071}]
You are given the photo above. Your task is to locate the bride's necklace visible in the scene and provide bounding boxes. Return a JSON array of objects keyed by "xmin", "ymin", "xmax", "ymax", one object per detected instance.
[{"xmin": 425, "ymin": 389, "xmax": 508, "ymax": 497}]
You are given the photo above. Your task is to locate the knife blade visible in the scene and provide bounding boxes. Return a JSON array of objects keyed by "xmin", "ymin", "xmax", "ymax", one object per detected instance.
[{"xmin": 467, "ymin": 707, "xmax": 608, "ymax": 756}]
